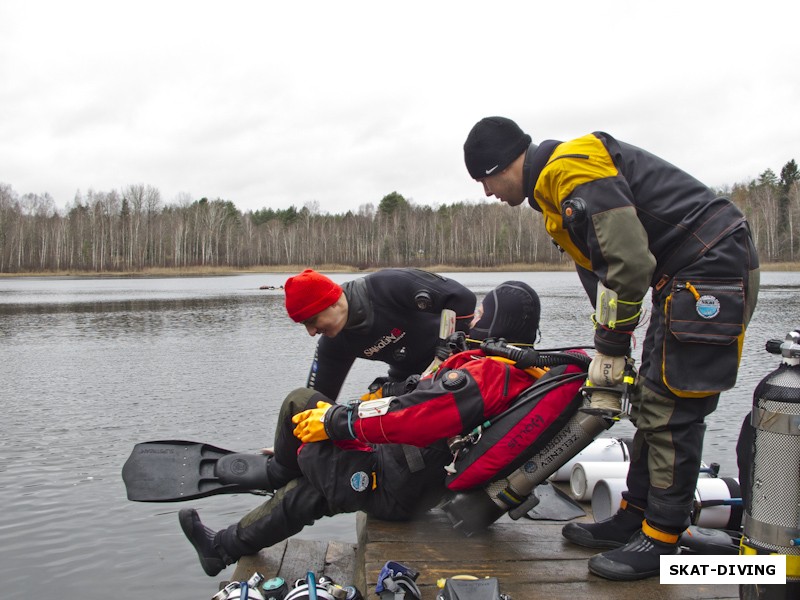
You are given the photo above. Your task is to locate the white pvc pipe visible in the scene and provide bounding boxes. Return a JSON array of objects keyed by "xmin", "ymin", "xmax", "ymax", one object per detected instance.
[
  {"xmin": 591, "ymin": 478, "xmax": 629, "ymax": 522},
  {"xmin": 590, "ymin": 476, "xmax": 740, "ymax": 528},
  {"xmin": 694, "ymin": 477, "xmax": 740, "ymax": 529},
  {"xmin": 570, "ymin": 461, "xmax": 631, "ymax": 501},
  {"xmin": 548, "ymin": 438, "xmax": 630, "ymax": 482}
]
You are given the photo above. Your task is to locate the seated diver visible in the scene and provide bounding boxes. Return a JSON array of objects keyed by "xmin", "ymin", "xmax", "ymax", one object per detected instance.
[{"xmin": 178, "ymin": 281, "xmax": 584, "ymax": 577}]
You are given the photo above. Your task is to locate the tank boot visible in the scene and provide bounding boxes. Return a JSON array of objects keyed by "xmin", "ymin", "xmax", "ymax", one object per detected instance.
[
  {"xmin": 179, "ymin": 508, "xmax": 235, "ymax": 577},
  {"xmin": 562, "ymin": 499, "xmax": 644, "ymax": 549},
  {"xmin": 587, "ymin": 520, "xmax": 680, "ymax": 581}
]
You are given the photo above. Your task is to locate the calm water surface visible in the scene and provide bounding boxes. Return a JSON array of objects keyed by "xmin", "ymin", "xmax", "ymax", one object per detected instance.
[{"xmin": 1, "ymin": 271, "xmax": 798, "ymax": 599}]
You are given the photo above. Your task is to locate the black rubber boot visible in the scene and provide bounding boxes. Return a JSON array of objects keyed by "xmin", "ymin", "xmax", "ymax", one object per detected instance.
[
  {"xmin": 588, "ymin": 527, "xmax": 680, "ymax": 581},
  {"xmin": 179, "ymin": 508, "xmax": 233, "ymax": 577},
  {"xmin": 561, "ymin": 501, "xmax": 644, "ymax": 549}
]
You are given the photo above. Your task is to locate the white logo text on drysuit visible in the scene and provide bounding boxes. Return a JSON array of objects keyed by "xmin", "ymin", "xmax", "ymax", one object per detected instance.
[{"xmin": 363, "ymin": 328, "xmax": 406, "ymax": 357}]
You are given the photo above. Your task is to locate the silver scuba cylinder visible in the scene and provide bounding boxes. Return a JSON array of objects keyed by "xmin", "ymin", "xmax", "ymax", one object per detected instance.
[
  {"xmin": 441, "ymin": 405, "xmax": 613, "ymax": 536},
  {"xmin": 741, "ymin": 329, "xmax": 800, "ymax": 591}
]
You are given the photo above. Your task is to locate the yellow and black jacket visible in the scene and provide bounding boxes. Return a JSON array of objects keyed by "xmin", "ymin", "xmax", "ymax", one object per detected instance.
[{"xmin": 525, "ymin": 132, "xmax": 747, "ymax": 357}]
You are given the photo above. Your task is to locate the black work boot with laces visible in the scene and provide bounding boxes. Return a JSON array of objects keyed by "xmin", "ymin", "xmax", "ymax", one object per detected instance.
[
  {"xmin": 179, "ymin": 508, "xmax": 234, "ymax": 577},
  {"xmin": 562, "ymin": 499, "xmax": 644, "ymax": 549},
  {"xmin": 588, "ymin": 521, "xmax": 681, "ymax": 581}
]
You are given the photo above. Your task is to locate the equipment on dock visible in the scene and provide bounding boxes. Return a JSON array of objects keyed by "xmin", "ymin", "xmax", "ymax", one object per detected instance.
[
  {"xmin": 284, "ymin": 573, "xmax": 362, "ymax": 600},
  {"xmin": 376, "ymin": 561, "xmax": 422, "ymax": 600},
  {"xmin": 739, "ymin": 328, "xmax": 800, "ymax": 598},
  {"xmin": 212, "ymin": 573, "xmax": 268, "ymax": 600},
  {"xmin": 122, "ymin": 440, "xmax": 272, "ymax": 502},
  {"xmin": 436, "ymin": 576, "xmax": 511, "ymax": 600}
]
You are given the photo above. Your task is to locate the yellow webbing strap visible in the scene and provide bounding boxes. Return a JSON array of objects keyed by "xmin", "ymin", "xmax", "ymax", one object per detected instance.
[{"xmin": 487, "ymin": 355, "xmax": 547, "ymax": 379}]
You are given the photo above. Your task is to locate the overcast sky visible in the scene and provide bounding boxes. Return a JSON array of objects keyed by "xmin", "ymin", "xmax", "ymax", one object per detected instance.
[{"xmin": 1, "ymin": 1, "xmax": 798, "ymax": 215}]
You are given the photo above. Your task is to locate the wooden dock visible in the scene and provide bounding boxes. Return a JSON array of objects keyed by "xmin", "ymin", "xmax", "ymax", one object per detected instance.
[{"xmin": 230, "ymin": 501, "xmax": 740, "ymax": 599}]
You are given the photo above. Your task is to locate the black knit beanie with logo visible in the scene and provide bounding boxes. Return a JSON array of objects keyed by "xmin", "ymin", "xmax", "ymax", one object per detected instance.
[
  {"xmin": 464, "ymin": 116, "xmax": 532, "ymax": 180},
  {"xmin": 471, "ymin": 281, "xmax": 541, "ymax": 345}
]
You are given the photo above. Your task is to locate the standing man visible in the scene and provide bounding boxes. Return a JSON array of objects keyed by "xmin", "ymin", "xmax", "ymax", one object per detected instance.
[
  {"xmin": 463, "ymin": 116, "xmax": 760, "ymax": 581},
  {"xmin": 284, "ymin": 268, "xmax": 476, "ymax": 401}
]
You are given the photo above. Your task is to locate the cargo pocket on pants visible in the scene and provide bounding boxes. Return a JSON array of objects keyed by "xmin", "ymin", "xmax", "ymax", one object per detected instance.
[{"xmin": 663, "ymin": 277, "xmax": 745, "ymax": 397}]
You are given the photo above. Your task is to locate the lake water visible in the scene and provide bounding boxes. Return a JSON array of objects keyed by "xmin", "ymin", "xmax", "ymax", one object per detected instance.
[{"xmin": 1, "ymin": 270, "xmax": 798, "ymax": 599}]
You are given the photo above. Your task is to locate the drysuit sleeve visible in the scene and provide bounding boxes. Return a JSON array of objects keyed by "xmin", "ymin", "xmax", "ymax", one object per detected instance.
[
  {"xmin": 582, "ymin": 189, "xmax": 655, "ymax": 355},
  {"xmin": 323, "ymin": 357, "xmax": 535, "ymax": 447}
]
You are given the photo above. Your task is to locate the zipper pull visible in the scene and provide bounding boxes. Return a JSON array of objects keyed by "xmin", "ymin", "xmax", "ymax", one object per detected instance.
[{"xmin": 685, "ymin": 281, "xmax": 701, "ymax": 301}]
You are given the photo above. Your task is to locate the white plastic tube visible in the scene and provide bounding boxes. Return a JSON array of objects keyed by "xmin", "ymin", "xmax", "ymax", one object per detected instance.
[
  {"xmin": 590, "ymin": 476, "xmax": 741, "ymax": 528},
  {"xmin": 694, "ymin": 477, "xmax": 740, "ymax": 529},
  {"xmin": 548, "ymin": 438, "xmax": 630, "ymax": 482},
  {"xmin": 570, "ymin": 461, "xmax": 630, "ymax": 501},
  {"xmin": 591, "ymin": 478, "xmax": 629, "ymax": 522}
]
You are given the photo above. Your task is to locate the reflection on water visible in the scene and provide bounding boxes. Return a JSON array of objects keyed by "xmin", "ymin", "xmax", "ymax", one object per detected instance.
[{"xmin": 1, "ymin": 271, "xmax": 798, "ymax": 599}]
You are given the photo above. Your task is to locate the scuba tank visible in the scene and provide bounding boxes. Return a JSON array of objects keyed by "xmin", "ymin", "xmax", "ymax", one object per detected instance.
[
  {"xmin": 441, "ymin": 339, "xmax": 618, "ymax": 536},
  {"xmin": 212, "ymin": 572, "xmax": 362, "ymax": 600},
  {"xmin": 740, "ymin": 328, "xmax": 800, "ymax": 599},
  {"xmin": 212, "ymin": 573, "xmax": 268, "ymax": 600}
]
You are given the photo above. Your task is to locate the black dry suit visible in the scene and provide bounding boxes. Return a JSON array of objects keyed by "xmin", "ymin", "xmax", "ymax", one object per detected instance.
[
  {"xmin": 217, "ymin": 349, "xmax": 584, "ymax": 560},
  {"xmin": 525, "ymin": 132, "xmax": 760, "ymax": 533},
  {"xmin": 306, "ymin": 268, "xmax": 476, "ymax": 400}
]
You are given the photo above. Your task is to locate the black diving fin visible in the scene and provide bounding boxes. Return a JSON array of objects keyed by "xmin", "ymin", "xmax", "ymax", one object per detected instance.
[{"xmin": 122, "ymin": 440, "xmax": 272, "ymax": 502}]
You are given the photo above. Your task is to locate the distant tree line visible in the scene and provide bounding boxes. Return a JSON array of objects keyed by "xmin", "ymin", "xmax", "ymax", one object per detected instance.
[{"xmin": 0, "ymin": 160, "xmax": 798, "ymax": 273}]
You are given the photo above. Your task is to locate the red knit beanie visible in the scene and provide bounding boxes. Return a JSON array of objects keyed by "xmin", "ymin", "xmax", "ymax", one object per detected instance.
[{"xmin": 284, "ymin": 269, "xmax": 343, "ymax": 322}]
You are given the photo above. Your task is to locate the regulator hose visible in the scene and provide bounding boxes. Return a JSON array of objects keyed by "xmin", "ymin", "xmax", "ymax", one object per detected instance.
[{"xmin": 480, "ymin": 338, "xmax": 591, "ymax": 370}]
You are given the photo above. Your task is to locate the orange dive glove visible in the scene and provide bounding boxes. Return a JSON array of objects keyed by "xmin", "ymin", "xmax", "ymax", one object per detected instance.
[{"xmin": 292, "ymin": 401, "xmax": 332, "ymax": 443}]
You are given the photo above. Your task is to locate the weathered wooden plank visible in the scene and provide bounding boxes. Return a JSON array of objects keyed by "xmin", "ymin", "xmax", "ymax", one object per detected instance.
[
  {"xmin": 230, "ymin": 539, "xmax": 287, "ymax": 581},
  {"xmin": 229, "ymin": 539, "xmax": 359, "ymax": 594},
  {"xmin": 323, "ymin": 541, "xmax": 359, "ymax": 587},
  {"xmin": 364, "ymin": 539, "xmax": 595, "ymax": 563},
  {"xmin": 279, "ymin": 538, "xmax": 328, "ymax": 585}
]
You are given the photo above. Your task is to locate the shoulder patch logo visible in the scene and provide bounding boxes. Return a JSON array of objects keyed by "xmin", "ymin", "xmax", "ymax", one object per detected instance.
[{"xmin": 350, "ymin": 471, "xmax": 370, "ymax": 492}]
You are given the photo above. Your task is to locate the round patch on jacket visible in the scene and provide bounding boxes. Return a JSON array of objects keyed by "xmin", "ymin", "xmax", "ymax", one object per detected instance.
[
  {"xmin": 696, "ymin": 295, "xmax": 721, "ymax": 319},
  {"xmin": 350, "ymin": 471, "xmax": 370, "ymax": 492},
  {"xmin": 442, "ymin": 369, "xmax": 468, "ymax": 390}
]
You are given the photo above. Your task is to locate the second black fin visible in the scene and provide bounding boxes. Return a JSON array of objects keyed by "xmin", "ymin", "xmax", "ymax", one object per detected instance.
[{"xmin": 122, "ymin": 440, "xmax": 272, "ymax": 502}]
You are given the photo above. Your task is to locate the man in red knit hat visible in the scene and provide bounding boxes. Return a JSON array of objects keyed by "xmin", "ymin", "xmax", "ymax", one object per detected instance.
[
  {"xmin": 283, "ymin": 268, "xmax": 477, "ymax": 401},
  {"xmin": 284, "ymin": 269, "xmax": 347, "ymax": 335}
]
